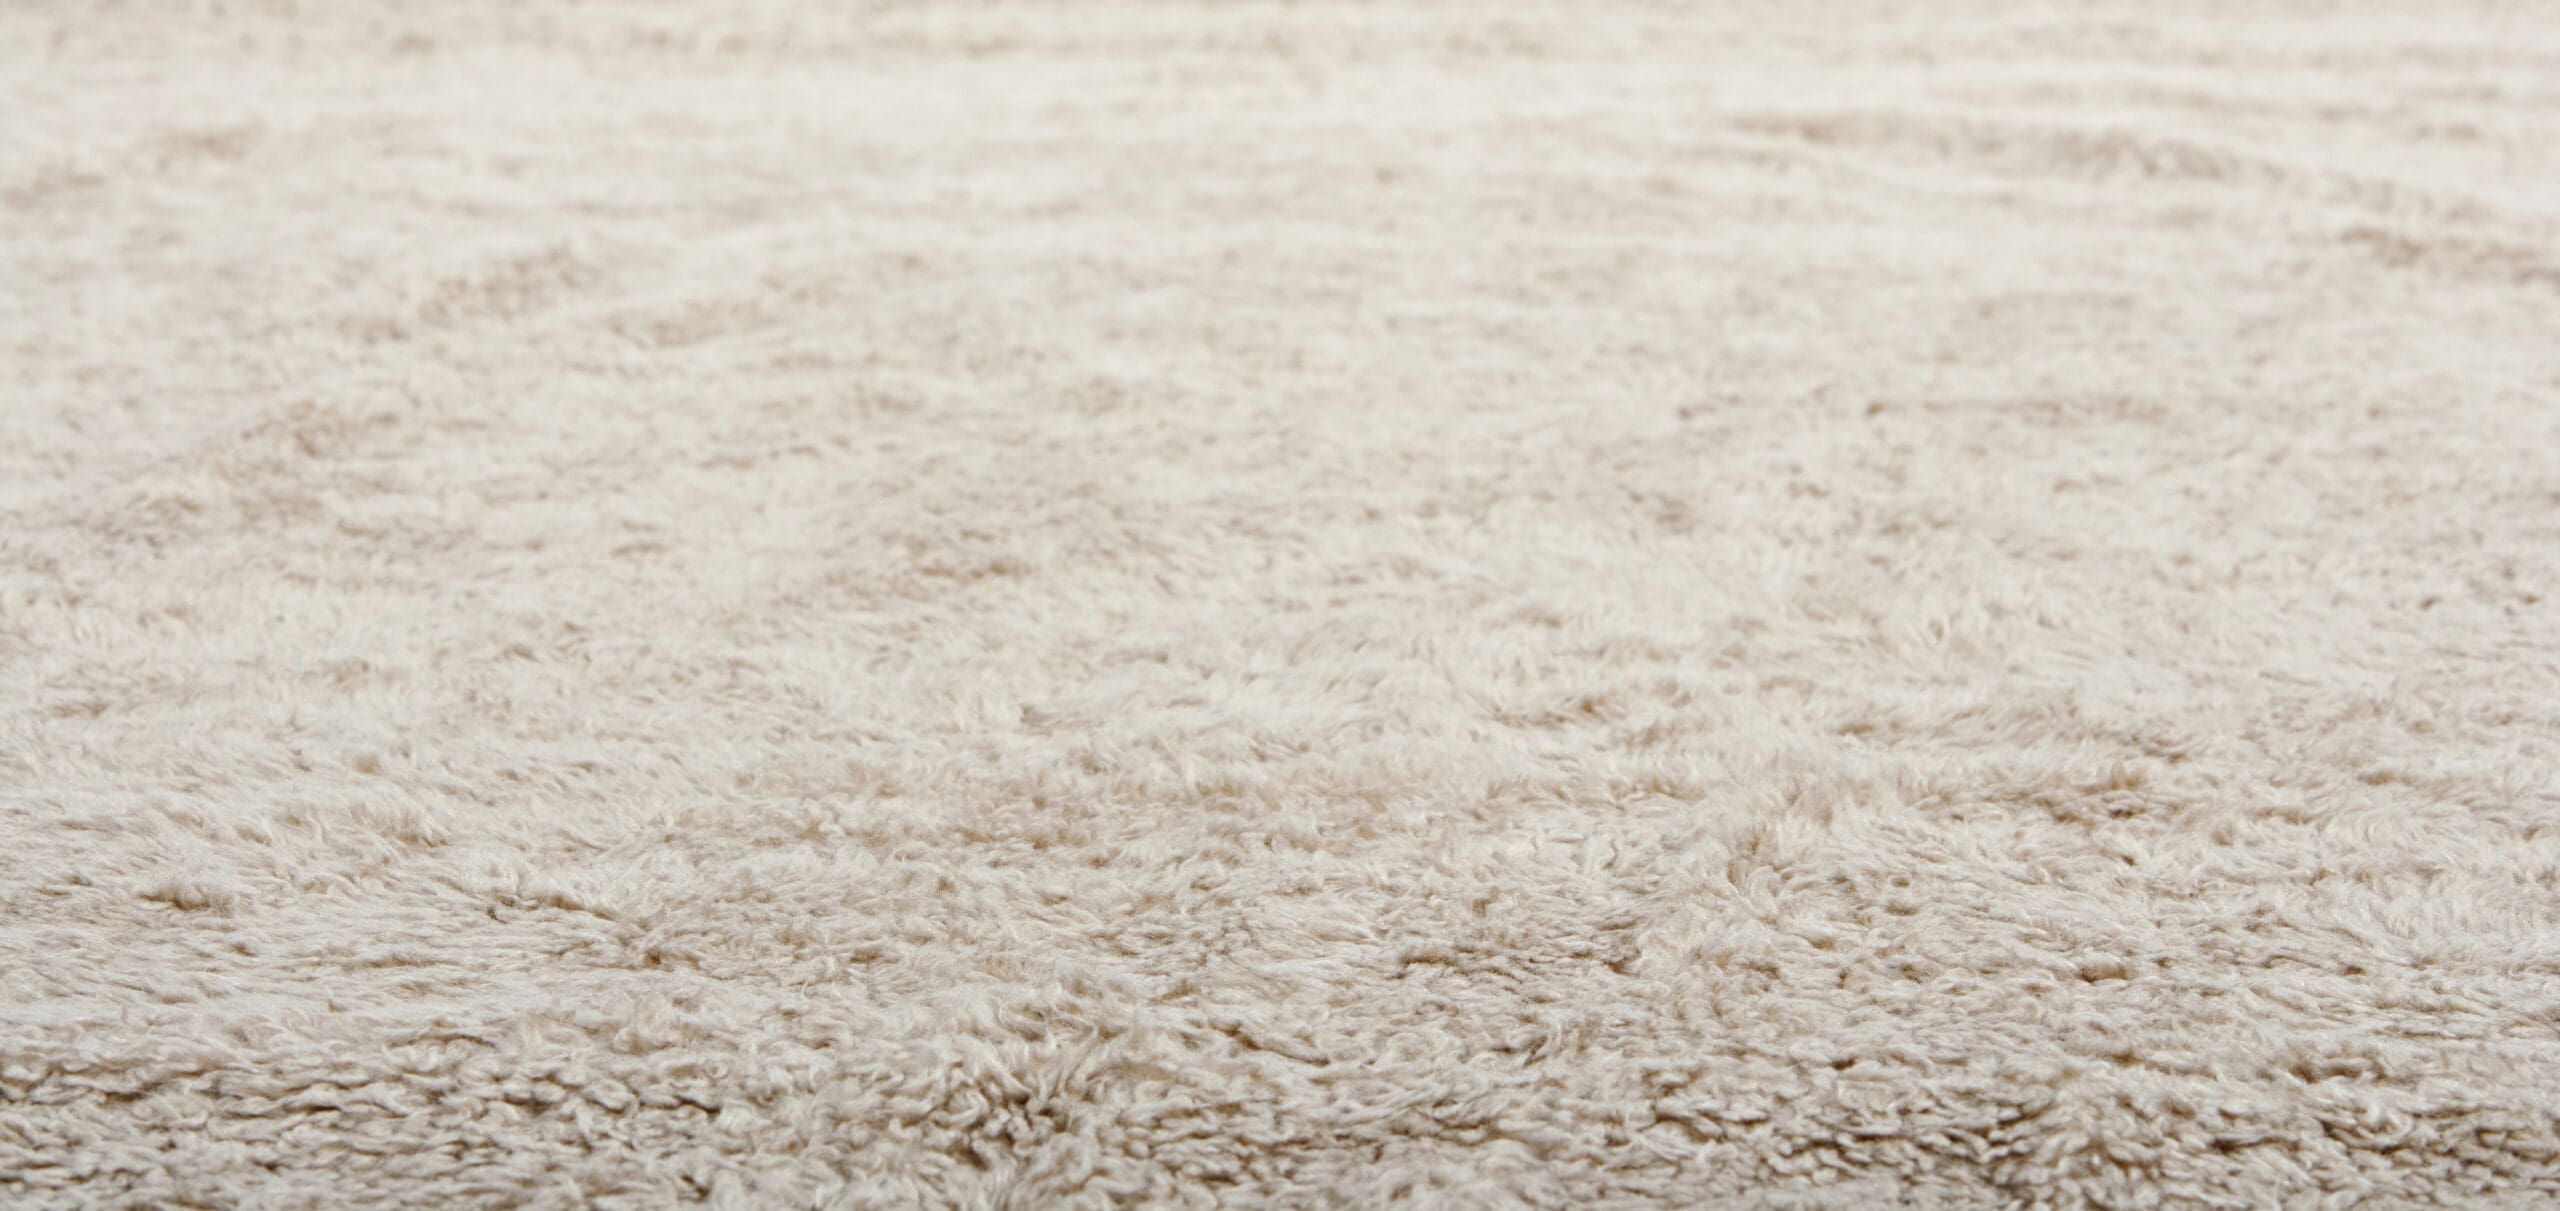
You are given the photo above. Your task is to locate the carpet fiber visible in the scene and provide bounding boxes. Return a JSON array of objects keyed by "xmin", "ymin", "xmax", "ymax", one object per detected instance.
[{"xmin": 7, "ymin": 2, "xmax": 2560, "ymax": 1207}]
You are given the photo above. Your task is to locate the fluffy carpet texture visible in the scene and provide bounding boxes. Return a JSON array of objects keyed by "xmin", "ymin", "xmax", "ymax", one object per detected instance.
[{"xmin": 7, "ymin": 2, "xmax": 2560, "ymax": 1207}]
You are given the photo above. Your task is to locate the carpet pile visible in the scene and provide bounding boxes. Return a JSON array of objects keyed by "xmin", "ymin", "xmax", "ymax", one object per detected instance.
[{"xmin": 5, "ymin": 2, "xmax": 2560, "ymax": 1207}]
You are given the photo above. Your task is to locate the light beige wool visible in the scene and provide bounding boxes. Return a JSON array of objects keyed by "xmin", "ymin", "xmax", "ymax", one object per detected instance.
[{"xmin": 6, "ymin": 2, "xmax": 2560, "ymax": 1207}]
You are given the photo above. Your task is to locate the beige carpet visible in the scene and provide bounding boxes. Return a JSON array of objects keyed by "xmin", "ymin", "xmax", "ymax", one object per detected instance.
[{"xmin": 7, "ymin": 2, "xmax": 2560, "ymax": 1207}]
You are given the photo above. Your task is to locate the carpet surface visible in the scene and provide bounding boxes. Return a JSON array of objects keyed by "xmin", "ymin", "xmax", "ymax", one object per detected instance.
[{"xmin": 7, "ymin": 2, "xmax": 2560, "ymax": 1207}]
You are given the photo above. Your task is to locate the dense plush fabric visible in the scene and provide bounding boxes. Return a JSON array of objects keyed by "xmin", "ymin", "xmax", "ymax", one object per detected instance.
[{"xmin": 6, "ymin": 2, "xmax": 2559, "ymax": 1207}]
